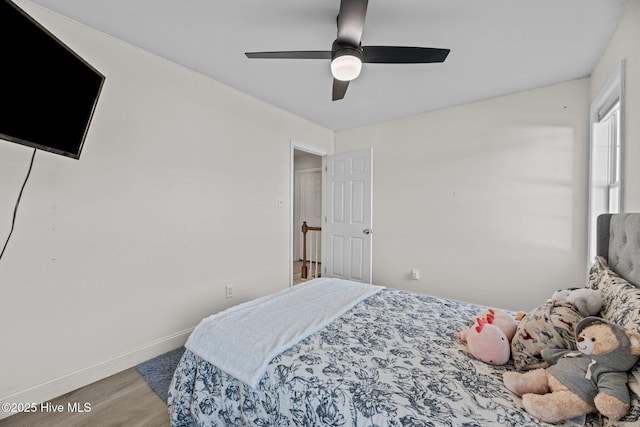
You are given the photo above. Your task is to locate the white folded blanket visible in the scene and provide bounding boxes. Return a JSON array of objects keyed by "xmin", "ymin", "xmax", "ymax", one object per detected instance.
[{"xmin": 185, "ymin": 277, "xmax": 383, "ymax": 388}]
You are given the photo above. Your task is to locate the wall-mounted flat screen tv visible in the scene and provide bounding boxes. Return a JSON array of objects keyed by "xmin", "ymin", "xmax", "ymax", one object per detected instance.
[{"xmin": 0, "ymin": 0, "xmax": 105, "ymax": 159}]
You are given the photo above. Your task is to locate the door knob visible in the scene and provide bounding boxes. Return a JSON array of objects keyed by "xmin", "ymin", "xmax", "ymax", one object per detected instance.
[{"xmin": 363, "ymin": 229, "xmax": 372, "ymax": 235}]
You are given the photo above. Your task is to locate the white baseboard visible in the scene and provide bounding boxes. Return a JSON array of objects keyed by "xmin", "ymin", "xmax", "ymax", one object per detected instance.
[{"xmin": 0, "ymin": 328, "xmax": 193, "ymax": 421}]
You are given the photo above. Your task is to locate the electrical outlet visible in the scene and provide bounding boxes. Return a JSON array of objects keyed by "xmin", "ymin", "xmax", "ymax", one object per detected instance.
[
  {"xmin": 225, "ymin": 284, "xmax": 234, "ymax": 298},
  {"xmin": 411, "ymin": 269, "xmax": 420, "ymax": 280}
]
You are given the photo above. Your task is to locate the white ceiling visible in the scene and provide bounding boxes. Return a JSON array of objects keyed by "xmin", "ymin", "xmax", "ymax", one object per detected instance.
[{"xmin": 28, "ymin": 0, "xmax": 625, "ymax": 131}]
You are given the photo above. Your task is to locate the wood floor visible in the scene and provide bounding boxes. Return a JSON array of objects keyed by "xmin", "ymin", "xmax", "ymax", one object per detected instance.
[{"xmin": 0, "ymin": 368, "xmax": 169, "ymax": 427}]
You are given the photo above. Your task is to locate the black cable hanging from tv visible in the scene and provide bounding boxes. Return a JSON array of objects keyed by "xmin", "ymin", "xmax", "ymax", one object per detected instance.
[{"xmin": 0, "ymin": 149, "xmax": 36, "ymax": 261}]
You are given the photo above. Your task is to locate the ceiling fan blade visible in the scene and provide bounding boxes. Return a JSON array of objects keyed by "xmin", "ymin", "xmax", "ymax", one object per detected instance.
[
  {"xmin": 245, "ymin": 51, "xmax": 331, "ymax": 60},
  {"xmin": 362, "ymin": 46, "xmax": 450, "ymax": 63},
  {"xmin": 337, "ymin": 0, "xmax": 369, "ymax": 46},
  {"xmin": 332, "ymin": 78, "xmax": 349, "ymax": 101}
]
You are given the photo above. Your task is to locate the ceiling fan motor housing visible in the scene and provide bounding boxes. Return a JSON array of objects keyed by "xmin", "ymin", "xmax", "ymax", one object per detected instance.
[{"xmin": 331, "ymin": 41, "xmax": 363, "ymax": 81}]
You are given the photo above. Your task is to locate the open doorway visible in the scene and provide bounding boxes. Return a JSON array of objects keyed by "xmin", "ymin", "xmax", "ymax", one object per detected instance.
[{"xmin": 292, "ymin": 148, "xmax": 323, "ymax": 285}]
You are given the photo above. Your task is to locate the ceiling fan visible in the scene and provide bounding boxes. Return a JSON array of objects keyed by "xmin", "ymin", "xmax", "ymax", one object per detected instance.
[{"xmin": 245, "ymin": 0, "xmax": 450, "ymax": 101}]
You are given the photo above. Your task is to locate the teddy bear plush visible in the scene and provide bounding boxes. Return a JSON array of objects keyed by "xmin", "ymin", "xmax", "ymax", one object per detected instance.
[
  {"xmin": 503, "ymin": 317, "xmax": 640, "ymax": 423},
  {"xmin": 551, "ymin": 287, "xmax": 603, "ymax": 317},
  {"xmin": 459, "ymin": 308, "xmax": 517, "ymax": 365}
]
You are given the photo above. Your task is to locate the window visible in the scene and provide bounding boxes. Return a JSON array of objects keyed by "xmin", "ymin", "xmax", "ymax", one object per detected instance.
[{"xmin": 588, "ymin": 61, "xmax": 625, "ymax": 260}]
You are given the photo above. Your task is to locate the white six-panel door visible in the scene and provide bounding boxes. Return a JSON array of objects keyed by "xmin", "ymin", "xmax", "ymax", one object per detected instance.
[{"xmin": 323, "ymin": 148, "xmax": 373, "ymax": 283}]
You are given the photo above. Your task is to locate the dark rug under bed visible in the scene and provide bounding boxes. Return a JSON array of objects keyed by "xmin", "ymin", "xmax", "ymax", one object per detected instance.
[{"xmin": 136, "ymin": 346, "xmax": 185, "ymax": 401}]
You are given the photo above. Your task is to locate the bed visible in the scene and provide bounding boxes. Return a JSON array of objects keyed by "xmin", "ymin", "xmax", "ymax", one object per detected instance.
[{"xmin": 168, "ymin": 213, "xmax": 640, "ymax": 426}]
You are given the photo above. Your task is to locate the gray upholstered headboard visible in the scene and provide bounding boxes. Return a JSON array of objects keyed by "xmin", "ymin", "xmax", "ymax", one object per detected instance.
[{"xmin": 597, "ymin": 213, "xmax": 640, "ymax": 286}]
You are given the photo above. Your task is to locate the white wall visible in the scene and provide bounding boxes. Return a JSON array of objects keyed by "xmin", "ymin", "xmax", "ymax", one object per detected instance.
[
  {"xmin": 590, "ymin": 0, "xmax": 640, "ymax": 211},
  {"xmin": 0, "ymin": 1, "xmax": 333, "ymax": 415},
  {"xmin": 335, "ymin": 79, "xmax": 590, "ymax": 311}
]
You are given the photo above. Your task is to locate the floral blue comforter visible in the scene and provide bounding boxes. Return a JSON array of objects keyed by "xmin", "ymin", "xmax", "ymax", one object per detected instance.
[{"xmin": 168, "ymin": 289, "xmax": 588, "ymax": 426}]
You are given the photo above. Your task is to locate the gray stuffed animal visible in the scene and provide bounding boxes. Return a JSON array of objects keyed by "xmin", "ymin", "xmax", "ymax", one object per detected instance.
[{"xmin": 551, "ymin": 288, "xmax": 602, "ymax": 317}]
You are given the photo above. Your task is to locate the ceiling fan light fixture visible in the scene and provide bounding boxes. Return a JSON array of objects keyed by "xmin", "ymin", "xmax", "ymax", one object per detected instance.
[{"xmin": 331, "ymin": 46, "xmax": 363, "ymax": 81}]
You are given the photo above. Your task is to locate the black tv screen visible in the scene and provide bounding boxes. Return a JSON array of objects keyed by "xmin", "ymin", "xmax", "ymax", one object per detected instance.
[{"xmin": 0, "ymin": 0, "xmax": 105, "ymax": 159}]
